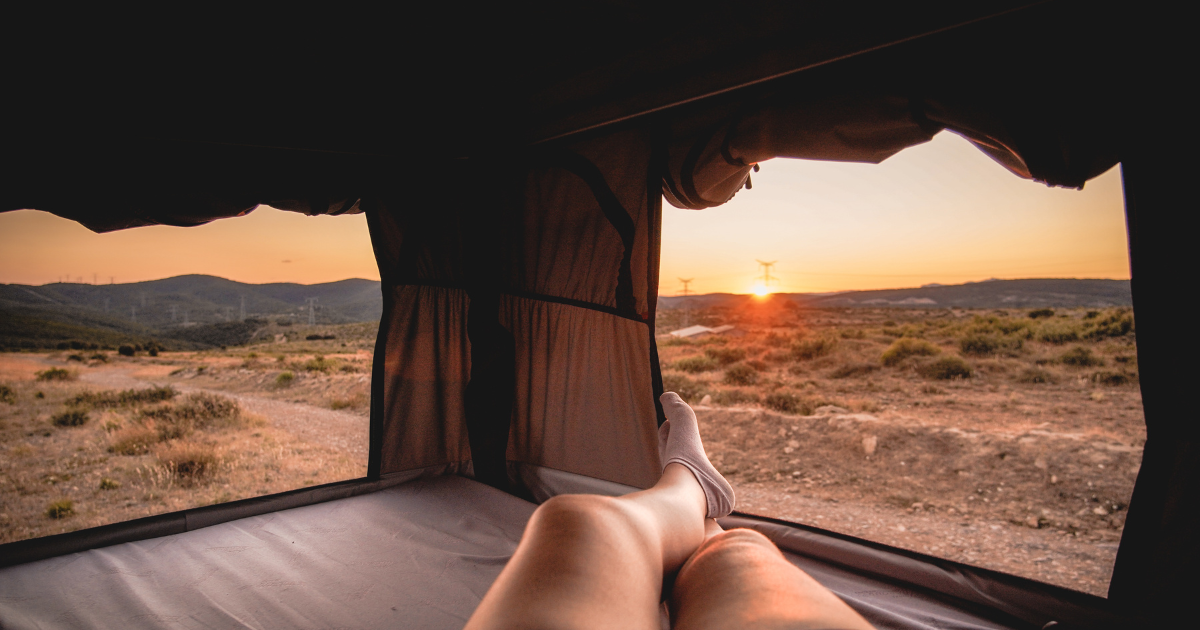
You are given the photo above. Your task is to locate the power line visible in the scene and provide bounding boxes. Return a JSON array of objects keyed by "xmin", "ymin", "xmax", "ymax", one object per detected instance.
[{"xmin": 678, "ymin": 278, "xmax": 694, "ymax": 327}]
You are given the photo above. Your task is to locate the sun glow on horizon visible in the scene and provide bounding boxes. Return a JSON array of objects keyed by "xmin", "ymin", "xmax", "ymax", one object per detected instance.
[{"xmin": 751, "ymin": 284, "xmax": 772, "ymax": 297}]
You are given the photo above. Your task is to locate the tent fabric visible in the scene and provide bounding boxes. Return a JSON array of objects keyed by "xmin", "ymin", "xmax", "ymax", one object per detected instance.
[{"xmin": 365, "ymin": 127, "xmax": 664, "ymax": 491}]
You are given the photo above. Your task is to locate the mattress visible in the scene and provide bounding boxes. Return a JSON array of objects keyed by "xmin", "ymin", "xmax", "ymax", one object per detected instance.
[{"xmin": 0, "ymin": 473, "xmax": 1124, "ymax": 629}]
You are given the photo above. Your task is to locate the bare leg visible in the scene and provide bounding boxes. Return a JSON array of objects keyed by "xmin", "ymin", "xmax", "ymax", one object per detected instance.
[
  {"xmin": 671, "ymin": 527, "xmax": 875, "ymax": 630},
  {"xmin": 464, "ymin": 463, "xmax": 708, "ymax": 630}
]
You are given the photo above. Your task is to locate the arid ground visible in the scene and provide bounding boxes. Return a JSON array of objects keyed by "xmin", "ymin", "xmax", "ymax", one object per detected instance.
[{"xmin": 1, "ymin": 304, "xmax": 1141, "ymax": 597}]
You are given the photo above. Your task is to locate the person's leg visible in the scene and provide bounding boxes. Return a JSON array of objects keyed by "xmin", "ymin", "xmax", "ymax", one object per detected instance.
[
  {"xmin": 670, "ymin": 527, "xmax": 875, "ymax": 630},
  {"xmin": 464, "ymin": 463, "xmax": 707, "ymax": 630}
]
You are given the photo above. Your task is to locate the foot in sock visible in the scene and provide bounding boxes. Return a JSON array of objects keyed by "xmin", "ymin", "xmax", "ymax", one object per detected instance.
[{"xmin": 659, "ymin": 392, "xmax": 736, "ymax": 518}]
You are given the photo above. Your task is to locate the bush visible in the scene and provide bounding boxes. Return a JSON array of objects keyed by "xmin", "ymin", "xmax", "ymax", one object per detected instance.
[
  {"xmin": 139, "ymin": 393, "xmax": 242, "ymax": 439},
  {"xmin": 764, "ymin": 391, "xmax": 803, "ymax": 414},
  {"xmin": 277, "ymin": 319, "xmax": 293, "ymax": 326},
  {"xmin": 99, "ymin": 478, "xmax": 121, "ymax": 490},
  {"xmin": 880, "ymin": 338, "xmax": 940, "ymax": 366},
  {"xmin": 52, "ymin": 408, "xmax": 89, "ymax": 427},
  {"xmin": 304, "ymin": 355, "xmax": 333, "ymax": 372},
  {"xmin": 67, "ymin": 354, "xmax": 86, "ymax": 362},
  {"xmin": 723, "ymin": 364, "xmax": 759, "ymax": 386},
  {"xmin": 960, "ymin": 334, "xmax": 1022, "ymax": 356},
  {"xmin": 36, "ymin": 367, "xmax": 75, "ymax": 382},
  {"xmin": 118, "ymin": 345, "xmax": 135, "ymax": 357},
  {"xmin": 1029, "ymin": 308, "xmax": 1055, "ymax": 319},
  {"xmin": 916, "ymin": 356, "xmax": 973, "ymax": 380},
  {"xmin": 1093, "ymin": 370, "xmax": 1137, "ymax": 386},
  {"xmin": 90, "ymin": 353, "xmax": 108, "ymax": 363},
  {"xmin": 829, "ymin": 363, "xmax": 880, "ymax": 379},
  {"xmin": 305, "ymin": 333, "xmax": 337, "ymax": 341},
  {"xmin": 109, "ymin": 425, "xmax": 160, "ymax": 455},
  {"xmin": 713, "ymin": 388, "xmax": 760, "ymax": 406},
  {"xmin": 1059, "ymin": 346, "xmax": 1104, "ymax": 367},
  {"xmin": 1085, "ymin": 312, "xmax": 1134, "ymax": 339},
  {"xmin": 0, "ymin": 384, "xmax": 15, "ymax": 405},
  {"xmin": 46, "ymin": 499, "xmax": 74, "ymax": 519},
  {"xmin": 1015, "ymin": 367, "xmax": 1055, "ymax": 384},
  {"xmin": 746, "ymin": 359, "xmax": 768, "ymax": 372},
  {"xmin": 704, "ymin": 346, "xmax": 746, "ymax": 365},
  {"xmin": 275, "ymin": 371, "xmax": 296, "ymax": 387},
  {"xmin": 156, "ymin": 442, "xmax": 218, "ymax": 481},
  {"xmin": 1036, "ymin": 322, "xmax": 1079, "ymax": 344},
  {"xmin": 672, "ymin": 356, "xmax": 719, "ymax": 373},
  {"xmin": 661, "ymin": 373, "xmax": 703, "ymax": 402},
  {"xmin": 69, "ymin": 385, "xmax": 177, "ymax": 408},
  {"xmin": 791, "ymin": 337, "xmax": 837, "ymax": 361}
]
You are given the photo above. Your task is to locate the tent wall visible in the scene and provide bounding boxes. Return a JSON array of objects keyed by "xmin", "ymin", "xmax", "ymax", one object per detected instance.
[{"xmin": 363, "ymin": 127, "xmax": 664, "ymax": 491}]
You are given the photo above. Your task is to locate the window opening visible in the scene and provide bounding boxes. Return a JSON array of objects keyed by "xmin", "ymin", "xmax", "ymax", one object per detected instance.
[
  {"xmin": 658, "ymin": 132, "xmax": 1141, "ymax": 597},
  {"xmin": 0, "ymin": 207, "xmax": 378, "ymax": 544}
]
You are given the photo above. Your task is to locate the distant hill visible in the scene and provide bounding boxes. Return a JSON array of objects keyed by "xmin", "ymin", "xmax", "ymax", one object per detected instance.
[
  {"xmin": 0, "ymin": 275, "xmax": 383, "ymax": 351},
  {"xmin": 657, "ymin": 279, "xmax": 1132, "ymax": 310}
]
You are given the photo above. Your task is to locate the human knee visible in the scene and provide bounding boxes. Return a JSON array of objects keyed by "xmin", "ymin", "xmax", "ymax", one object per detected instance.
[
  {"xmin": 677, "ymin": 528, "xmax": 783, "ymax": 579},
  {"xmin": 531, "ymin": 494, "xmax": 644, "ymax": 535}
]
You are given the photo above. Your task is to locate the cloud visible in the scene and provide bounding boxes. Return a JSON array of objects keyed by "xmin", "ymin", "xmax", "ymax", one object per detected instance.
[{"xmin": 281, "ymin": 260, "xmax": 292, "ymax": 263}]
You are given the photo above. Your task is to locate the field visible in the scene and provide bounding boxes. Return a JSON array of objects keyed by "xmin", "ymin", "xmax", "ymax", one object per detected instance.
[
  {"xmin": 659, "ymin": 298, "xmax": 1142, "ymax": 596},
  {"xmin": 0, "ymin": 304, "xmax": 1142, "ymax": 596}
]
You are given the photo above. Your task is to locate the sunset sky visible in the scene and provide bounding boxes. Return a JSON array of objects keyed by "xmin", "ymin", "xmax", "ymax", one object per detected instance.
[{"xmin": 0, "ymin": 132, "xmax": 1129, "ymax": 293}]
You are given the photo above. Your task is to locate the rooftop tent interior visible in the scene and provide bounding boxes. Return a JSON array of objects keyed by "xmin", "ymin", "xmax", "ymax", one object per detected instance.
[{"xmin": 1, "ymin": 1, "xmax": 1192, "ymax": 627}]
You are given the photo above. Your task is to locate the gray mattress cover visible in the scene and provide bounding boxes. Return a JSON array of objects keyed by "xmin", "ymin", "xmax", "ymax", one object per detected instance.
[
  {"xmin": 0, "ymin": 473, "xmax": 1121, "ymax": 630},
  {"xmin": 0, "ymin": 476, "xmax": 534, "ymax": 630}
]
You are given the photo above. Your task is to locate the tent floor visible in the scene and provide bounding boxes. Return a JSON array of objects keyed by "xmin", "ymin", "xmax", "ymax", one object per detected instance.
[{"xmin": 0, "ymin": 475, "xmax": 1113, "ymax": 629}]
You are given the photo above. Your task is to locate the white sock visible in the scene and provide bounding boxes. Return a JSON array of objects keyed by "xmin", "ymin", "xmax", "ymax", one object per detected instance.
[{"xmin": 658, "ymin": 392, "xmax": 735, "ymax": 518}]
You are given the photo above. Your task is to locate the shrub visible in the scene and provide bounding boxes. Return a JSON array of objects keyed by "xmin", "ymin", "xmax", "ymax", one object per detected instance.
[
  {"xmin": 1015, "ymin": 367, "xmax": 1055, "ymax": 384},
  {"xmin": 304, "ymin": 355, "xmax": 333, "ymax": 372},
  {"xmin": 277, "ymin": 319, "xmax": 293, "ymax": 326},
  {"xmin": 90, "ymin": 353, "xmax": 108, "ymax": 363},
  {"xmin": 118, "ymin": 345, "xmax": 135, "ymax": 357},
  {"xmin": 839, "ymin": 328, "xmax": 866, "ymax": 339},
  {"xmin": 1093, "ymin": 370, "xmax": 1137, "ymax": 386},
  {"xmin": 661, "ymin": 373, "xmax": 703, "ymax": 402},
  {"xmin": 829, "ymin": 363, "xmax": 880, "ymax": 379},
  {"xmin": 1028, "ymin": 308, "xmax": 1055, "ymax": 319},
  {"xmin": 1059, "ymin": 346, "xmax": 1104, "ymax": 367},
  {"xmin": 746, "ymin": 359, "xmax": 768, "ymax": 372},
  {"xmin": 109, "ymin": 425, "xmax": 160, "ymax": 454},
  {"xmin": 305, "ymin": 333, "xmax": 337, "ymax": 341},
  {"xmin": 764, "ymin": 391, "xmax": 803, "ymax": 414},
  {"xmin": 672, "ymin": 356, "xmax": 719, "ymax": 373},
  {"xmin": 69, "ymin": 385, "xmax": 177, "ymax": 408},
  {"xmin": 99, "ymin": 478, "xmax": 121, "ymax": 490},
  {"xmin": 1085, "ymin": 312, "xmax": 1134, "ymax": 339},
  {"xmin": 156, "ymin": 442, "xmax": 218, "ymax": 481},
  {"xmin": 791, "ymin": 337, "xmax": 837, "ymax": 361},
  {"xmin": 916, "ymin": 356, "xmax": 973, "ymax": 380},
  {"xmin": 36, "ymin": 367, "xmax": 75, "ymax": 382},
  {"xmin": 45, "ymin": 499, "xmax": 74, "ymax": 519},
  {"xmin": 275, "ymin": 371, "xmax": 296, "ymax": 387},
  {"xmin": 67, "ymin": 354, "xmax": 86, "ymax": 362},
  {"xmin": 960, "ymin": 334, "xmax": 1022, "ymax": 356},
  {"xmin": 0, "ymin": 384, "xmax": 15, "ymax": 405},
  {"xmin": 713, "ymin": 388, "xmax": 760, "ymax": 406},
  {"xmin": 704, "ymin": 346, "xmax": 746, "ymax": 365},
  {"xmin": 880, "ymin": 338, "xmax": 940, "ymax": 366},
  {"xmin": 723, "ymin": 364, "xmax": 759, "ymax": 386},
  {"xmin": 1036, "ymin": 322, "xmax": 1079, "ymax": 344},
  {"xmin": 763, "ymin": 349, "xmax": 792, "ymax": 363},
  {"xmin": 35, "ymin": 391, "xmax": 45, "ymax": 399},
  {"xmin": 139, "ymin": 393, "xmax": 243, "ymax": 439},
  {"xmin": 52, "ymin": 408, "xmax": 89, "ymax": 427}
]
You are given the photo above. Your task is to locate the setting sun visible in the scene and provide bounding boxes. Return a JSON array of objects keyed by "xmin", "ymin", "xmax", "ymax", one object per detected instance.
[{"xmin": 752, "ymin": 284, "xmax": 772, "ymax": 297}]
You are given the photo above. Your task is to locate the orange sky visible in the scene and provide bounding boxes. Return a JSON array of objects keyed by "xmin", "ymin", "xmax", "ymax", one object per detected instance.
[{"xmin": 0, "ymin": 132, "xmax": 1129, "ymax": 292}]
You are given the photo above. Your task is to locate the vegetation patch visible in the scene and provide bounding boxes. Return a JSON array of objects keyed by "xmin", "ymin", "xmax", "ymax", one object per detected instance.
[
  {"xmin": 960, "ymin": 334, "xmax": 1022, "ymax": 357},
  {"xmin": 35, "ymin": 367, "xmax": 75, "ymax": 382},
  {"xmin": 916, "ymin": 356, "xmax": 973, "ymax": 380},
  {"xmin": 99, "ymin": 478, "xmax": 121, "ymax": 490},
  {"xmin": 1093, "ymin": 371, "xmax": 1137, "ymax": 386},
  {"xmin": 792, "ymin": 337, "xmax": 837, "ymax": 360},
  {"xmin": 109, "ymin": 425, "xmax": 160, "ymax": 455},
  {"xmin": 1015, "ymin": 367, "xmax": 1055, "ymax": 384},
  {"xmin": 274, "ymin": 371, "xmax": 296, "ymax": 387},
  {"xmin": 880, "ymin": 338, "xmax": 940, "ymax": 366},
  {"xmin": 69, "ymin": 385, "xmax": 177, "ymax": 408},
  {"xmin": 51, "ymin": 408, "xmax": 90, "ymax": 427},
  {"xmin": 764, "ymin": 390, "xmax": 803, "ymax": 414},
  {"xmin": 1028, "ymin": 308, "xmax": 1055, "ymax": 319},
  {"xmin": 1059, "ymin": 347, "xmax": 1104, "ymax": 367},
  {"xmin": 1085, "ymin": 312, "xmax": 1134, "ymax": 339},
  {"xmin": 45, "ymin": 499, "xmax": 74, "ymax": 519},
  {"xmin": 829, "ymin": 363, "xmax": 880, "ymax": 379},
  {"xmin": 139, "ymin": 393, "xmax": 244, "ymax": 440},
  {"xmin": 713, "ymin": 388, "xmax": 760, "ymax": 406},
  {"xmin": 1036, "ymin": 322, "xmax": 1080, "ymax": 344},
  {"xmin": 0, "ymin": 384, "xmax": 15, "ymax": 405},
  {"xmin": 673, "ymin": 356, "xmax": 719, "ymax": 373},
  {"xmin": 156, "ymin": 442, "xmax": 219, "ymax": 482},
  {"xmin": 662, "ymin": 373, "xmax": 704, "ymax": 402},
  {"xmin": 723, "ymin": 364, "xmax": 759, "ymax": 386},
  {"xmin": 704, "ymin": 346, "xmax": 746, "ymax": 365}
]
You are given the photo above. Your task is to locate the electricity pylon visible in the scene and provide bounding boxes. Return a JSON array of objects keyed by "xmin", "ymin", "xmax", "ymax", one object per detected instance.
[
  {"xmin": 678, "ymin": 278, "xmax": 694, "ymax": 326},
  {"xmin": 756, "ymin": 260, "xmax": 778, "ymax": 288},
  {"xmin": 306, "ymin": 297, "xmax": 318, "ymax": 326}
]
